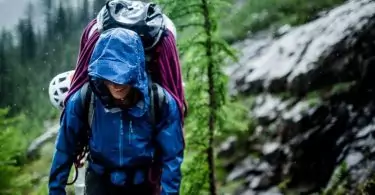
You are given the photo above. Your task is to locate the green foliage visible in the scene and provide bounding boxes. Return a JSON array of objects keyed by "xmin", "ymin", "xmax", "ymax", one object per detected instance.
[
  {"xmin": 331, "ymin": 81, "xmax": 356, "ymax": 94},
  {"xmin": 156, "ymin": 0, "xmax": 247, "ymax": 194},
  {"xmin": 0, "ymin": 1, "xmax": 99, "ymax": 193},
  {"xmin": 0, "ymin": 0, "xmax": 355, "ymax": 194},
  {"xmin": 0, "ymin": 109, "xmax": 62, "ymax": 194},
  {"xmin": 0, "ymin": 108, "xmax": 30, "ymax": 194},
  {"xmin": 180, "ymin": 151, "xmax": 209, "ymax": 194},
  {"xmin": 322, "ymin": 162, "xmax": 349, "ymax": 195},
  {"xmin": 278, "ymin": 177, "xmax": 291, "ymax": 192},
  {"xmin": 216, "ymin": 100, "xmax": 249, "ymax": 138}
]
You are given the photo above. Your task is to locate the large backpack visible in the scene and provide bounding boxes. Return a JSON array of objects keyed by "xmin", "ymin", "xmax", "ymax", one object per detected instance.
[
  {"xmin": 97, "ymin": 0, "xmax": 166, "ymax": 51},
  {"xmin": 64, "ymin": 0, "xmax": 186, "ymax": 194}
]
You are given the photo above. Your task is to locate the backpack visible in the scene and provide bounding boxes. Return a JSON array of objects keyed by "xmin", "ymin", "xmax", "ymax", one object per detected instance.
[
  {"xmin": 64, "ymin": 1, "xmax": 186, "ymax": 194},
  {"xmin": 96, "ymin": 0, "xmax": 166, "ymax": 51}
]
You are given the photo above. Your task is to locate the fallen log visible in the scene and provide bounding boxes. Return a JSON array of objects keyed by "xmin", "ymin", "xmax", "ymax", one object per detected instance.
[{"xmin": 27, "ymin": 122, "xmax": 59, "ymax": 160}]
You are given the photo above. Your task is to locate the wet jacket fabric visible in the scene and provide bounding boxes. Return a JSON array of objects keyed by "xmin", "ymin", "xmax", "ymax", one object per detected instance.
[{"xmin": 49, "ymin": 28, "xmax": 184, "ymax": 195}]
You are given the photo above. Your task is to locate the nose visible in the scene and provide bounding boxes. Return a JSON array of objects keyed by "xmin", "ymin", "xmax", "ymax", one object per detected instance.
[
  {"xmin": 113, "ymin": 85, "xmax": 122, "ymax": 90},
  {"xmin": 109, "ymin": 83, "xmax": 122, "ymax": 89}
]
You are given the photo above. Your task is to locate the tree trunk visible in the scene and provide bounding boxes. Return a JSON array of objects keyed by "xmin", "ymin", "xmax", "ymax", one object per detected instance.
[{"xmin": 201, "ymin": 0, "xmax": 218, "ymax": 194}]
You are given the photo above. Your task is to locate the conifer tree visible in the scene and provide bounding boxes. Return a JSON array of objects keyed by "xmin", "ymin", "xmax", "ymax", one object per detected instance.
[{"xmin": 155, "ymin": 0, "xmax": 241, "ymax": 194}]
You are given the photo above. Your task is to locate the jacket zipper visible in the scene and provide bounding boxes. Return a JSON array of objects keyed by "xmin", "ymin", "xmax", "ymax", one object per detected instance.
[
  {"xmin": 129, "ymin": 120, "xmax": 133, "ymax": 144},
  {"xmin": 119, "ymin": 113, "xmax": 124, "ymax": 166}
]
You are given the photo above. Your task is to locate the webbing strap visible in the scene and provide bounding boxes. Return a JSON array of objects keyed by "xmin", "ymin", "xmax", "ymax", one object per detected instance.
[{"xmin": 88, "ymin": 92, "xmax": 94, "ymax": 129}]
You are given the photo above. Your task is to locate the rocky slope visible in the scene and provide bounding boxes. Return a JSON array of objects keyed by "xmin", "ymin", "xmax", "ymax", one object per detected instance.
[{"xmin": 221, "ymin": 0, "xmax": 375, "ymax": 194}]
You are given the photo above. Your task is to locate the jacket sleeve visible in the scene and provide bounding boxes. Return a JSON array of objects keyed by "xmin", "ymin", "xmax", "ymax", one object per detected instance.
[
  {"xmin": 156, "ymin": 93, "xmax": 185, "ymax": 195},
  {"xmin": 49, "ymin": 92, "xmax": 86, "ymax": 195}
]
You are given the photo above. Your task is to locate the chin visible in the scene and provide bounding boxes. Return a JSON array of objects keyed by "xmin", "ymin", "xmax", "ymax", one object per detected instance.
[
  {"xmin": 113, "ymin": 95, "xmax": 126, "ymax": 100},
  {"xmin": 109, "ymin": 92, "xmax": 122, "ymax": 99}
]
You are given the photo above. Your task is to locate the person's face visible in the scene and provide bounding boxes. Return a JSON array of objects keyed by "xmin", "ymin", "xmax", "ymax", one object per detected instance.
[{"xmin": 104, "ymin": 81, "xmax": 132, "ymax": 100}]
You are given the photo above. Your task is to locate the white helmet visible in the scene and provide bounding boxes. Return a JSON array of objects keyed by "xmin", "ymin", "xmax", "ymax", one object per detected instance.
[{"xmin": 48, "ymin": 70, "xmax": 75, "ymax": 110}]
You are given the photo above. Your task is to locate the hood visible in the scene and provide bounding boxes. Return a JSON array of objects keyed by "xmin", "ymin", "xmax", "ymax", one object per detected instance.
[{"xmin": 88, "ymin": 28, "xmax": 149, "ymax": 117}]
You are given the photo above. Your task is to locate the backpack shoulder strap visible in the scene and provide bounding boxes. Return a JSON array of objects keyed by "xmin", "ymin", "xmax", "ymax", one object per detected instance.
[
  {"xmin": 149, "ymin": 82, "xmax": 167, "ymax": 174},
  {"xmin": 150, "ymin": 82, "xmax": 167, "ymax": 128},
  {"xmin": 80, "ymin": 82, "xmax": 94, "ymax": 128}
]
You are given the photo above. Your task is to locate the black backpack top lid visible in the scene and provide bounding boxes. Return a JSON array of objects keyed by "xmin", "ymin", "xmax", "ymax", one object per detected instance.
[{"xmin": 97, "ymin": 0, "xmax": 165, "ymax": 50}]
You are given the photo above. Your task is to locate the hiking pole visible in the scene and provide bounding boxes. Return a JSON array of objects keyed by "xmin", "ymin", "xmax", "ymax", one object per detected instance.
[
  {"xmin": 74, "ymin": 165, "xmax": 87, "ymax": 195},
  {"xmin": 74, "ymin": 152, "xmax": 88, "ymax": 195}
]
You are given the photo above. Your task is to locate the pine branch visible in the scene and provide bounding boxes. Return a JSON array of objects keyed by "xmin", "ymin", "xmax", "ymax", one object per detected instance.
[{"xmin": 169, "ymin": 4, "xmax": 203, "ymax": 19}]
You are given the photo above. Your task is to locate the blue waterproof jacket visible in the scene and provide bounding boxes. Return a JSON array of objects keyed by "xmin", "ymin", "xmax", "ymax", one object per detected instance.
[{"xmin": 49, "ymin": 28, "xmax": 184, "ymax": 195}]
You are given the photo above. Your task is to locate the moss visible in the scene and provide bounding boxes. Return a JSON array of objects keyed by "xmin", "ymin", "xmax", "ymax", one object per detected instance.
[
  {"xmin": 330, "ymin": 81, "xmax": 356, "ymax": 94},
  {"xmin": 321, "ymin": 162, "xmax": 349, "ymax": 195},
  {"xmin": 219, "ymin": 179, "xmax": 246, "ymax": 195},
  {"xmin": 306, "ymin": 96, "xmax": 321, "ymax": 108},
  {"xmin": 278, "ymin": 92, "xmax": 293, "ymax": 100},
  {"xmin": 357, "ymin": 174, "xmax": 375, "ymax": 195},
  {"xmin": 278, "ymin": 177, "xmax": 291, "ymax": 191}
]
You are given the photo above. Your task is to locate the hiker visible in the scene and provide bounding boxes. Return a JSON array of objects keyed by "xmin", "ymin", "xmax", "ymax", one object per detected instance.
[{"xmin": 48, "ymin": 27, "xmax": 184, "ymax": 195}]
